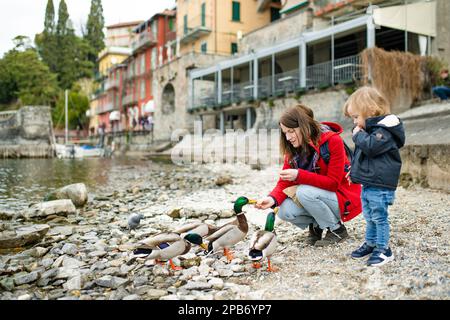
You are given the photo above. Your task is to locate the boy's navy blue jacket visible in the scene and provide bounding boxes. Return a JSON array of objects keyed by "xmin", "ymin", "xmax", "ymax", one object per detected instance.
[{"xmin": 350, "ymin": 114, "xmax": 406, "ymax": 190}]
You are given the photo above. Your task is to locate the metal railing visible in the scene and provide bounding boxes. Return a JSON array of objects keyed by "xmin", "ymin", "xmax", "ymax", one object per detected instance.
[
  {"xmin": 306, "ymin": 54, "xmax": 361, "ymax": 88},
  {"xmin": 0, "ymin": 111, "xmax": 17, "ymax": 121},
  {"xmin": 105, "ymin": 79, "xmax": 119, "ymax": 91},
  {"xmin": 132, "ymin": 30, "xmax": 157, "ymax": 52},
  {"xmin": 191, "ymin": 54, "xmax": 362, "ymax": 111},
  {"xmin": 122, "ymin": 94, "xmax": 138, "ymax": 106},
  {"xmin": 180, "ymin": 14, "xmax": 213, "ymax": 44}
]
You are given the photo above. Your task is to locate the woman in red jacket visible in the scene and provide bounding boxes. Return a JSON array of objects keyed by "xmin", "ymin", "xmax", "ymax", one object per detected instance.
[{"xmin": 255, "ymin": 104, "xmax": 362, "ymax": 246}]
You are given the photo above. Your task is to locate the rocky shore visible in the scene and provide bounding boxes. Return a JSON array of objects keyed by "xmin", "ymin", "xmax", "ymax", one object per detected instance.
[{"xmin": 0, "ymin": 161, "xmax": 449, "ymax": 300}]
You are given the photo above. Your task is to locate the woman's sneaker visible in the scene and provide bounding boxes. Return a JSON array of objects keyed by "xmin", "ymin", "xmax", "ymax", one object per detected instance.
[
  {"xmin": 367, "ymin": 247, "xmax": 394, "ymax": 267},
  {"xmin": 351, "ymin": 243, "xmax": 375, "ymax": 259},
  {"xmin": 314, "ymin": 223, "xmax": 348, "ymax": 247},
  {"xmin": 306, "ymin": 223, "xmax": 323, "ymax": 245}
]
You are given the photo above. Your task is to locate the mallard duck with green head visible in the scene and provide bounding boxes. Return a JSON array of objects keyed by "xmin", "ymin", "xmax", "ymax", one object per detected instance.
[
  {"xmin": 248, "ymin": 207, "xmax": 279, "ymax": 272},
  {"xmin": 205, "ymin": 196, "xmax": 256, "ymax": 263},
  {"xmin": 133, "ymin": 232, "xmax": 206, "ymax": 270}
]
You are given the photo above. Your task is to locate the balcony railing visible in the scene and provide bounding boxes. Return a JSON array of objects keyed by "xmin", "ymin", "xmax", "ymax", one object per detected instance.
[
  {"xmin": 132, "ymin": 30, "xmax": 157, "ymax": 53},
  {"xmin": 0, "ymin": 111, "xmax": 17, "ymax": 121},
  {"xmin": 180, "ymin": 14, "xmax": 212, "ymax": 45},
  {"xmin": 105, "ymin": 79, "xmax": 119, "ymax": 91},
  {"xmin": 122, "ymin": 94, "xmax": 138, "ymax": 106},
  {"xmin": 191, "ymin": 54, "xmax": 362, "ymax": 111},
  {"xmin": 306, "ymin": 54, "xmax": 361, "ymax": 88},
  {"xmin": 96, "ymin": 103, "xmax": 118, "ymax": 115}
]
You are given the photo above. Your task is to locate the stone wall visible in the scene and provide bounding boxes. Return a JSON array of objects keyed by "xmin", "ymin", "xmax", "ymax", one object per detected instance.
[
  {"xmin": 436, "ymin": 0, "xmax": 450, "ymax": 66},
  {"xmin": 153, "ymin": 53, "xmax": 229, "ymax": 141},
  {"xmin": 0, "ymin": 106, "xmax": 55, "ymax": 158},
  {"xmin": 239, "ymin": 10, "xmax": 311, "ymax": 54},
  {"xmin": 400, "ymin": 144, "xmax": 450, "ymax": 192}
]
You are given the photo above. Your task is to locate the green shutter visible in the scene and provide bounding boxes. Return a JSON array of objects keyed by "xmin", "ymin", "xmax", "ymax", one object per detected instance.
[
  {"xmin": 231, "ymin": 43, "xmax": 238, "ymax": 54},
  {"xmin": 169, "ymin": 18, "xmax": 174, "ymax": 31},
  {"xmin": 232, "ymin": 1, "xmax": 240, "ymax": 22},
  {"xmin": 201, "ymin": 43, "xmax": 207, "ymax": 53},
  {"xmin": 201, "ymin": 3, "xmax": 206, "ymax": 27},
  {"xmin": 184, "ymin": 15, "xmax": 188, "ymax": 34}
]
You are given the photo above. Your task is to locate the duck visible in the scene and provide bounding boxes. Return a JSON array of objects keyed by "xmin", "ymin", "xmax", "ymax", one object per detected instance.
[
  {"xmin": 248, "ymin": 207, "xmax": 278, "ymax": 272},
  {"xmin": 174, "ymin": 221, "xmax": 218, "ymax": 239},
  {"xmin": 133, "ymin": 232, "xmax": 205, "ymax": 270},
  {"xmin": 204, "ymin": 196, "xmax": 256, "ymax": 263}
]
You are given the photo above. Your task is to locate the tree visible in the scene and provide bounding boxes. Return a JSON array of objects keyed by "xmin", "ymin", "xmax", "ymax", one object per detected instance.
[
  {"xmin": 44, "ymin": 0, "xmax": 55, "ymax": 34},
  {"xmin": 85, "ymin": 0, "xmax": 105, "ymax": 67},
  {"xmin": 52, "ymin": 86, "xmax": 90, "ymax": 130},
  {"xmin": 35, "ymin": 0, "xmax": 58, "ymax": 73},
  {"xmin": 0, "ymin": 48, "xmax": 59, "ymax": 108}
]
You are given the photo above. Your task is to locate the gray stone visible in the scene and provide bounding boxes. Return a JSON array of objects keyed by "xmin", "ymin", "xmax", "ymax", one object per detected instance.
[
  {"xmin": 45, "ymin": 183, "xmax": 88, "ymax": 207},
  {"xmin": 217, "ymin": 268, "xmax": 234, "ymax": 278},
  {"xmin": 0, "ymin": 224, "xmax": 50, "ymax": 249},
  {"xmin": 146, "ymin": 289, "xmax": 169, "ymax": 300},
  {"xmin": 47, "ymin": 226, "xmax": 74, "ymax": 237},
  {"xmin": 61, "ymin": 243, "xmax": 78, "ymax": 255},
  {"xmin": 14, "ymin": 271, "xmax": 40, "ymax": 286},
  {"xmin": 133, "ymin": 276, "xmax": 148, "ymax": 287},
  {"xmin": 123, "ymin": 294, "xmax": 141, "ymax": 300},
  {"xmin": 40, "ymin": 258, "xmax": 54, "ymax": 268},
  {"xmin": 62, "ymin": 257, "xmax": 85, "ymax": 268},
  {"xmin": 17, "ymin": 294, "xmax": 33, "ymax": 300},
  {"xmin": 64, "ymin": 275, "xmax": 82, "ymax": 291},
  {"xmin": 88, "ymin": 250, "xmax": 107, "ymax": 258},
  {"xmin": 0, "ymin": 277, "xmax": 15, "ymax": 291},
  {"xmin": 25, "ymin": 200, "xmax": 76, "ymax": 220},
  {"xmin": 95, "ymin": 275, "xmax": 128, "ymax": 289},
  {"xmin": 152, "ymin": 264, "xmax": 170, "ymax": 276},
  {"xmin": 182, "ymin": 281, "xmax": 212, "ymax": 291},
  {"xmin": 208, "ymin": 277, "xmax": 224, "ymax": 290}
]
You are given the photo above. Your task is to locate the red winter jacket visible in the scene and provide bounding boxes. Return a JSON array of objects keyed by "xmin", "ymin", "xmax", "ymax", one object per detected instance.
[{"xmin": 269, "ymin": 122, "xmax": 362, "ymax": 222}]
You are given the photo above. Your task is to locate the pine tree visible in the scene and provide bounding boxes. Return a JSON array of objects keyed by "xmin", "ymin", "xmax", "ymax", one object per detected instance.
[
  {"xmin": 56, "ymin": 0, "xmax": 71, "ymax": 38},
  {"xmin": 36, "ymin": 0, "xmax": 58, "ymax": 73},
  {"xmin": 85, "ymin": 0, "xmax": 105, "ymax": 66},
  {"xmin": 44, "ymin": 0, "xmax": 55, "ymax": 34}
]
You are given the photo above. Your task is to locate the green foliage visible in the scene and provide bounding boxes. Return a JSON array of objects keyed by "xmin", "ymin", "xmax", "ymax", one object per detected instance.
[
  {"xmin": 52, "ymin": 88, "xmax": 90, "ymax": 130},
  {"xmin": 0, "ymin": 49, "xmax": 59, "ymax": 106},
  {"xmin": 426, "ymin": 56, "xmax": 449, "ymax": 86},
  {"xmin": 85, "ymin": 0, "xmax": 105, "ymax": 65},
  {"xmin": 44, "ymin": 0, "xmax": 55, "ymax": 34}
]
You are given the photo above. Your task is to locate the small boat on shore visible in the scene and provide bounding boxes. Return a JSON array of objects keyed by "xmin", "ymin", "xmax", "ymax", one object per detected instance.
[{"xmin": 55, "ymin": 144, "xmax": 104, "ymax": 159}]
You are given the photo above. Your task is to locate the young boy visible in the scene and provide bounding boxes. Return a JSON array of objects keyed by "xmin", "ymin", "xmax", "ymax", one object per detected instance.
[{"xmin": 344, "ymin": 86, "xmax": 405, "ymax": 266}]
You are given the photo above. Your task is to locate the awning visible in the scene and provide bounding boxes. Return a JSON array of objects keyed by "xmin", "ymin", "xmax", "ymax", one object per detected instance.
[
  {"xmin": 142, "ymin": 100, "xmax": 155, "ymax": 113},
  {"xmin": 109, "ymin": 111, "xmax": 120, "ymax": 121},
  {"xmin": 373, "ymin": 1, "xmax": 436, "ymax": 37}
]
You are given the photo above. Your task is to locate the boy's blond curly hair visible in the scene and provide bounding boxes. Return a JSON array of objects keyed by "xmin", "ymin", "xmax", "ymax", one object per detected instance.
[{"xmin": 343, "ymin": 86, "xmax": 391, "ymax": 118}]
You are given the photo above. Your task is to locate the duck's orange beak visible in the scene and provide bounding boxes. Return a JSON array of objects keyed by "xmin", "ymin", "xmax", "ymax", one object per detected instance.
[
  {"xmin": 247, "ymin": 199, "xmax": 257, "ymax": 204},
  {"xmin": 200, "ymin": 243, "xmax": 208, "ymax": 250}
]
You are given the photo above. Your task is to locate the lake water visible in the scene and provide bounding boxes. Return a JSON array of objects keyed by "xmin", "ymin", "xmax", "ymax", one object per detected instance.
[{"xmin": 0, "ymin": 157, "xmax": 173, "ymax": 213}]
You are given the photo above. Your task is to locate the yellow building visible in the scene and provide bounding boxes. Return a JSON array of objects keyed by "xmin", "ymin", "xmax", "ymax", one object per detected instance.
[
  {"xmin": 98, "ymin": 47, "xmax": 133, "ymax": 77},
  {"xmin": 176, "ymin": 0, "xmax": 281, "ymax": 56},
  {"xmin": 88, "ymin": 96, "xmax": 99, "ymax": 134}
]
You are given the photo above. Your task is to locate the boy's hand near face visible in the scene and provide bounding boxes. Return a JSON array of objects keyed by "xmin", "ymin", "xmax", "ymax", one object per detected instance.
[{"xmin": 352, "ymin": 126, "xmax": 363, "ymax": 136}]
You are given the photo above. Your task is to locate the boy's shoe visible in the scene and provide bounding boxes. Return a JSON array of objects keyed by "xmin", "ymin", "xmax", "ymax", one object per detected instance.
[
  {"xmin": 315, "ymin": 223, "xmax": 348, "ymax": 247},
  {"xmin": 351, "ymin": 243, "xmax": 375, "ymax": 259},
  {"xmin": 367, "ymin": 247, "xmax": 394, "ymax": 267},
  {"xmin": 306, "ymin": 223, "xmax": 323, "ymax": 245}
]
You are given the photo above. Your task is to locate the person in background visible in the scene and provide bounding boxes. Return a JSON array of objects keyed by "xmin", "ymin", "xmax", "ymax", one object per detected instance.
[{"xmin": 432, "ymin": 69, "xmax": 450, "ymax": 101}]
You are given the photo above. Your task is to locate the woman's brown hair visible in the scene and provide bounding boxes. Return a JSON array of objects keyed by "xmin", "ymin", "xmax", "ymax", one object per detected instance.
[{"xmin": 279, "ymin": 104, "xmax": 322, "ymax": 160}]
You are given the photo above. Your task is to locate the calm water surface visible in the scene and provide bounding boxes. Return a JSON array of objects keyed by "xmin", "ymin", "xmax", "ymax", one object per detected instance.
[{"xmin": 0, "ymin": 157, "xmax": 173, "ymax": 213}]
